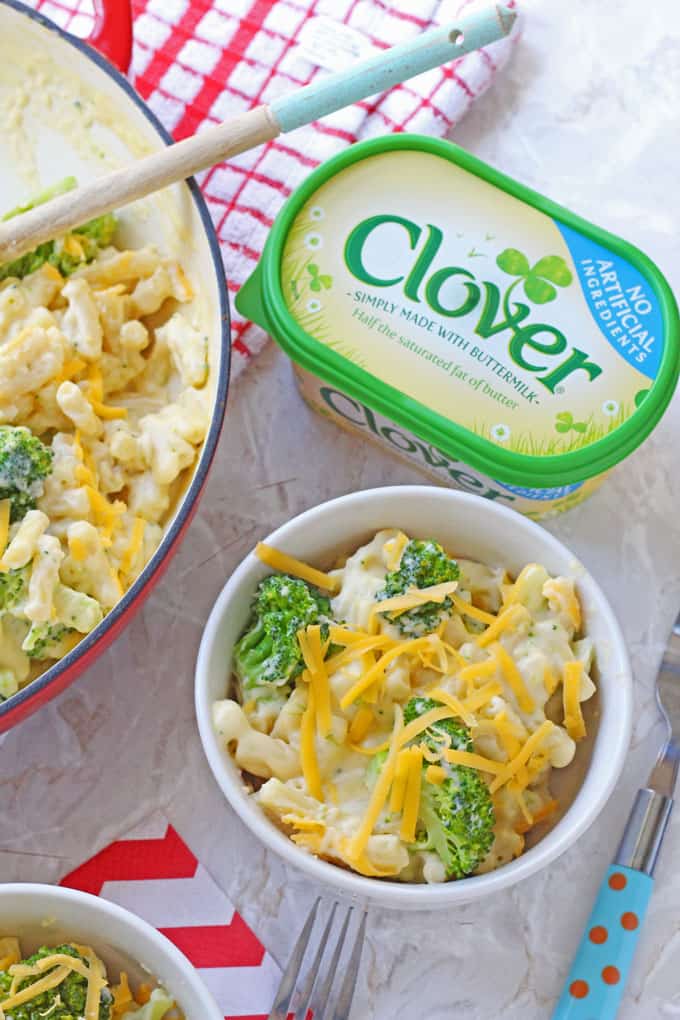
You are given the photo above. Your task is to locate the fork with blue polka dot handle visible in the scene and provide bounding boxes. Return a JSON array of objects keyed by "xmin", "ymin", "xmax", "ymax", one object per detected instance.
[{"xmin": 553, "ymin": 611, "xmax": 680, "ymax": 1019}]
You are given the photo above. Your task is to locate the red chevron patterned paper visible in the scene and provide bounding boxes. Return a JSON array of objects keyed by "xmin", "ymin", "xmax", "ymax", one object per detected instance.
[
  {"xmin": 25, "ymin": 0, "xmax": 520, "ymax": 379},
  {"xmin": 59, "ymin": 813, "xmax": 281, "ymax": 1020}
]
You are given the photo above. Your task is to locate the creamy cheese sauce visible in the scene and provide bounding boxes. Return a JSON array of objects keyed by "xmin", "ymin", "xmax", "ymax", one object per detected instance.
[
  {"xmin": 214, "ymin": 529, "xmax": 596, "ymax": 883},
  {"xmin": 0, "ymin": 243, "xmax": 210, "ymax": 700}
]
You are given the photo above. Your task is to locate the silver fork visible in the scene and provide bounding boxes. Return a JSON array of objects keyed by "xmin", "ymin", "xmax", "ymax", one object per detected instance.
[{"xmin": 268, "ymin": 899, "xmax": 367, "ymax": 1020}]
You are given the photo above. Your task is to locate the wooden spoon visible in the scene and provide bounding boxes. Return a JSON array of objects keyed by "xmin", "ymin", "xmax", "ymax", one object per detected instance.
[{"xmin": 0, "ymin": 5, "xmax": 516, "ymax": 266}]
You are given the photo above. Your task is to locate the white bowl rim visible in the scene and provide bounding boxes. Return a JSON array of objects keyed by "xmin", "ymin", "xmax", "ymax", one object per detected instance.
[
  {"xmin": 0, "ymin": 882, "xmax": 223, "ymax": 1017},
  {"xmin": 195, "ymin": 485, "xmax": 633, "ymax": 910}
]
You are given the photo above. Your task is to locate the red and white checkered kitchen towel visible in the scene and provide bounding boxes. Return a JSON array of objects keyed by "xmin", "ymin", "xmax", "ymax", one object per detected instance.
[
  {"xmin": 60, "ymin": 813, "xmax": 281, "ymax": 1020},
  {"xmin": 30, "ymin": 0, "xmax": 520, "ymax": 378}
]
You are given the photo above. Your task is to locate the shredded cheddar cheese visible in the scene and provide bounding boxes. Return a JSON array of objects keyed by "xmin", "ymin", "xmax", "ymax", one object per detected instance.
[
  {"xmin": 337, "ymin": 836, "xmax": 403, "ymax": 877},
  {"xmin": 457, "ymin": 657, "xmax": 498, "ymax": 689},
  {"xmin": 425, "ymin": 764, "xmax": 447, "ymax": 785},
  {"xmin": 0, "ymin": 938, "xmax": 20, "ymax": 972},
  {"xmin": 509, "ymin": 782, "xmax": 533, "ymax": 826},
  {"xmin": 324, "ymin": 634, "xmax": 393, "ymax": 674},
  {"xmin": 399, "ymin": 747, "xmax": 423, "ymax": 842},
  {"xmin": 255, "ymin": 541, "xmax": 339, "ymax": 591},
  {"xmin": 442, "ymin": 748, "xmax": 505, "ymax": 774},
  {"xmin": 302, "ymin": 624, "xmax": 332, "ymax": 738},
  {"xmin": 389, "ymin": 747, "xmax": 412, "ymax": 813},
  {"xmin": 68, "ymin": 534, "xmax": 89, "ymax": 562},
  {"xmin": 449, "ymin": 592, "xmax": 496, "ymax": 625},
  {"xmin": 119, "ymin": 517, "xmax": 146, "ymax": 577},
  {"xmin": 349, "ymin": 736, "xmax": 391, "ymax": 756},
  {"xmin": 462, "ymin": 680, "xmax": 503, "ymax": 713},
  {"xmin": 112, "ymin": 972, "xmax": 134, "ymax": 1016},
  {"xmin": 372, "ymin": 581, "xmax": 459, "ymax": 618},
  {"xmin": 489, "ymin": 720, "xmax": 555, "ymax": 794},
  {"xmin": 85, "ymin": 486, "xmax": 124, "ymax": 538},
  {"xmin": 493, "ymin": 642, "xmax": 535, "ymax": 713},
  {"xmin": 503, "ymin": 563, "xmax": 540, "ymax": 604},
  {"xmin": 515, "ymin": 798, "xmax": 558, "ymax": 835},
  {"xmin": 350, "ymin": 707, "xmax": 403, "ymax": 859},
  {"xmin": 90, "ymin": 398, "xmax": 128, "ymax": 420},
  {"xmin": 300, "ymin": 684, "xmax": 323, "ymax": 801},
  {"xmin": 384, "ymin": 530, "xmax": 409, "ymax": 571},
  {"xmin": 0, "ymin": 499, "xmax": 10, "ymax": 564},
  {"xmin": 563, "ymin": 660, "xmax": 586, "ymax": 741},
  {"xmin": 87, "ymin": 364, "xmax": 104, "ymax": 402},
  {"xmin": 349, "ymin": 705, "xmax": 374, "ymax": 744},
  {"xmin": 476, "ymin": 604, "xmax": 527, "ymax": 648},
  {"xmin": 486, "ymin": 712, "xmax": 527, "ymax": 786},
  {"xmin": 428, "ymin": 687, "xmax": 476, "ymax": 727},
  {"xmin": 1, "ymin": 966, "xmax": 73, "ymax": 1010},
  {"xmin": 328, "ymin": 624, "xmax": 374, "ymax": 646},
  {"xmin": 340, "ymin": 635, "xmax": 438, "ymax": 709},
  {"xmin": 55, "ymin": 356, "xmax": 87, "ymax": 384},
  {"xmin": 63, "ymin": 234, "xmax": 85, "ymax": 258},
  {"xmin": 543, "ymin": 664, "xmax": 559, "ymax": 696},
  {"xmin": 398, "ymin": 705, "xmax": 457, "ymax": 749},
  {"xmin": 282, "ymin": 814, "xmax": 325, "ymax": 833}
]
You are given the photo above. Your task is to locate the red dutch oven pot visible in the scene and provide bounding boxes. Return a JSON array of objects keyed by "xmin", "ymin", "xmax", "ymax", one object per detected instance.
[{"xmin": 0, "ymin": 0, "xmax": 231, "ymax": 731}]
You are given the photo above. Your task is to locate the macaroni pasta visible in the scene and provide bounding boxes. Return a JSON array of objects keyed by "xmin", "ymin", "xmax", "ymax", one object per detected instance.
[
  {"xmin": 0, "ymin": 237, "xmax": 210, "ymax": 700},
  {"xmin": 214, "ymin": 530, "xmax": 596, "ymax": 883}
]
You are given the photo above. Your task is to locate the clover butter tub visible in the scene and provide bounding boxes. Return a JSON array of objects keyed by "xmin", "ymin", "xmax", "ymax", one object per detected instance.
[{"xmin": 237, "ymin": 136, "xmax": 680, "ymax": 518}]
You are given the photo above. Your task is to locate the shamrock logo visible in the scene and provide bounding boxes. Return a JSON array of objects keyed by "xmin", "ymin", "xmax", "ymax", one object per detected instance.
[
  {"xmin": 496, "ymin": 249, "xmax": 573, "ymax": 304},
  {"xmin": 307, "ymin": 263, "xmax": 332, "ymax": 292},
  {"xmin": 554, "ymin": 411, "xmax": 587, "ymax": 434}
]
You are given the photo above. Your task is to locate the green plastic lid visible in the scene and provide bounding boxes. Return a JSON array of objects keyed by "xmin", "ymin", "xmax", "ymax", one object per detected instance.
[{"xmin": 237, "ymin": 135, "xmax": 680, "ymax": 488}]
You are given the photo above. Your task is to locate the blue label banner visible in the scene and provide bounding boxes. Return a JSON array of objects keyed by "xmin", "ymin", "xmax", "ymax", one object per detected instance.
[{"xmin": 555, "ymin": 221, "xmax": 663, "ymax": 381}]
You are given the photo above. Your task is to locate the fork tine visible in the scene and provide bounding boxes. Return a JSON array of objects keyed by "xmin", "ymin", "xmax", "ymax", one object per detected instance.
[
  {"xmin": 268, "ymin": 897, "xmax": 321, "ymax": 1020},
  {"xmin": 313, "ymin": 906, "xmax": 353, "ymax": 1020},
  {"xmin": 295, "ymin": 902, "xmax": 339, "ymax": 1018},
  {"xmin": 325, "ymin": 910, "xmax": 367, "ymax": 1020}
]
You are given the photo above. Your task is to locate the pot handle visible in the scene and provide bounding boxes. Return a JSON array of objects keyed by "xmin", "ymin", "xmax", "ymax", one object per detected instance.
[{"xmin": 88, "ymin": 0, "xmax": 133, "ymax": 75}]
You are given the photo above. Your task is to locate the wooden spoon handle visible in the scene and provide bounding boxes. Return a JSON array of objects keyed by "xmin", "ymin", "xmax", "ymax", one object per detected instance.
[
  {"xmin": 0, "ymin": 105, "xmax": 280, "ymax": 264},
  {"xmin": 0, "ymin": 4, "xmax": 516, "ymax": 265}
]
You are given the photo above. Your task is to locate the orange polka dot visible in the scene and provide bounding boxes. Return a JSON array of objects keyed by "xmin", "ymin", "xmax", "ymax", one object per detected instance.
[
  {"xmin": 570, "ymin": 980, "xmax": 589, "ymax": 999},
  {"xmin": 609, "ymin": 872, "xmax": 627, "ymax": 891},
  {"xmin": 621, "ymin": 912, "xmax": 638, "ymax": 930},
  {"xmin": 602, "ymin": 966, "xmax": 621, "ymax": 985},
  {"xmin": 589, "ymin": 925, "xmax": 608, "ymax": 944}
]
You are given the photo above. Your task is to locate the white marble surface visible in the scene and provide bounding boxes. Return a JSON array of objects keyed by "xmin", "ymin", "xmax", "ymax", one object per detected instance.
[{"xmin": 2, "ymin": 0, "xmax": 680, "ymax": 1017}]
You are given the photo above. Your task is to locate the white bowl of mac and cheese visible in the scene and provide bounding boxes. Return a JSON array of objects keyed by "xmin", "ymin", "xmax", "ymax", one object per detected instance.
[
  {"xmin": 0, "ymin": 4, "xmax": 230, "ymax": 729},
  {"xmin": 196, "ymin": 486, "xmax": 632, "ymax": 909},
  {"xmin": 0, "ymin": 883, "xmax": 223, "ymax": 1019}
]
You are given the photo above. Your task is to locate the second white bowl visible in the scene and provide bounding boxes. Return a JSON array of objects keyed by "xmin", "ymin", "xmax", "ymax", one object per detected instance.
[
  {"xmin": 195, "ymin": 486, "xmax": 632, "ymax": 910},
  {"xmin": 0, "ymin": 883, "xmax": 223, "ymax": 1018}
]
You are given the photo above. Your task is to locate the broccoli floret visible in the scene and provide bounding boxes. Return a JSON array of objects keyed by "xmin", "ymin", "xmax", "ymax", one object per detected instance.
[
  {"xmin": 403, "ymin": 696, "xmax": 495, "ymax": 878},
  {"xmin": 234, "ymin": 574, "xmax": 331, "ymax": 693},
  {"xmin": 375, "ymin": 539, "xmax": 460, "ymax": 637},
  {"xmin": 0, "ymin": 242, "xmax": 56, "ymax": 281},
  {"xmin": 77, "ymin": 212, "xmax": 117, "ymax": 247},
  {"xmin": 0, "ymin": 943, "xmax": 113, "ymax": 1020},
  {"xmin": 0, "ymin": 177, "xmax": 117, "ymax": 281},
  {"xmin": 0, "ymin": 425, "xmax": 53, "ymax": 522},
  {"xmin": 0, "ymin": 565, "xmax": 28, "ymax": 610},
  {"xmin": 54, "ymin": 583, "xmax": 104, "ymax": 633},
  {"xmin": 22, "ymin": 621, "xmax": 75, "ymax": 660},
  {"xmin": 2, "ymin": 176, "xmax": 77, "ymax": 222}
]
